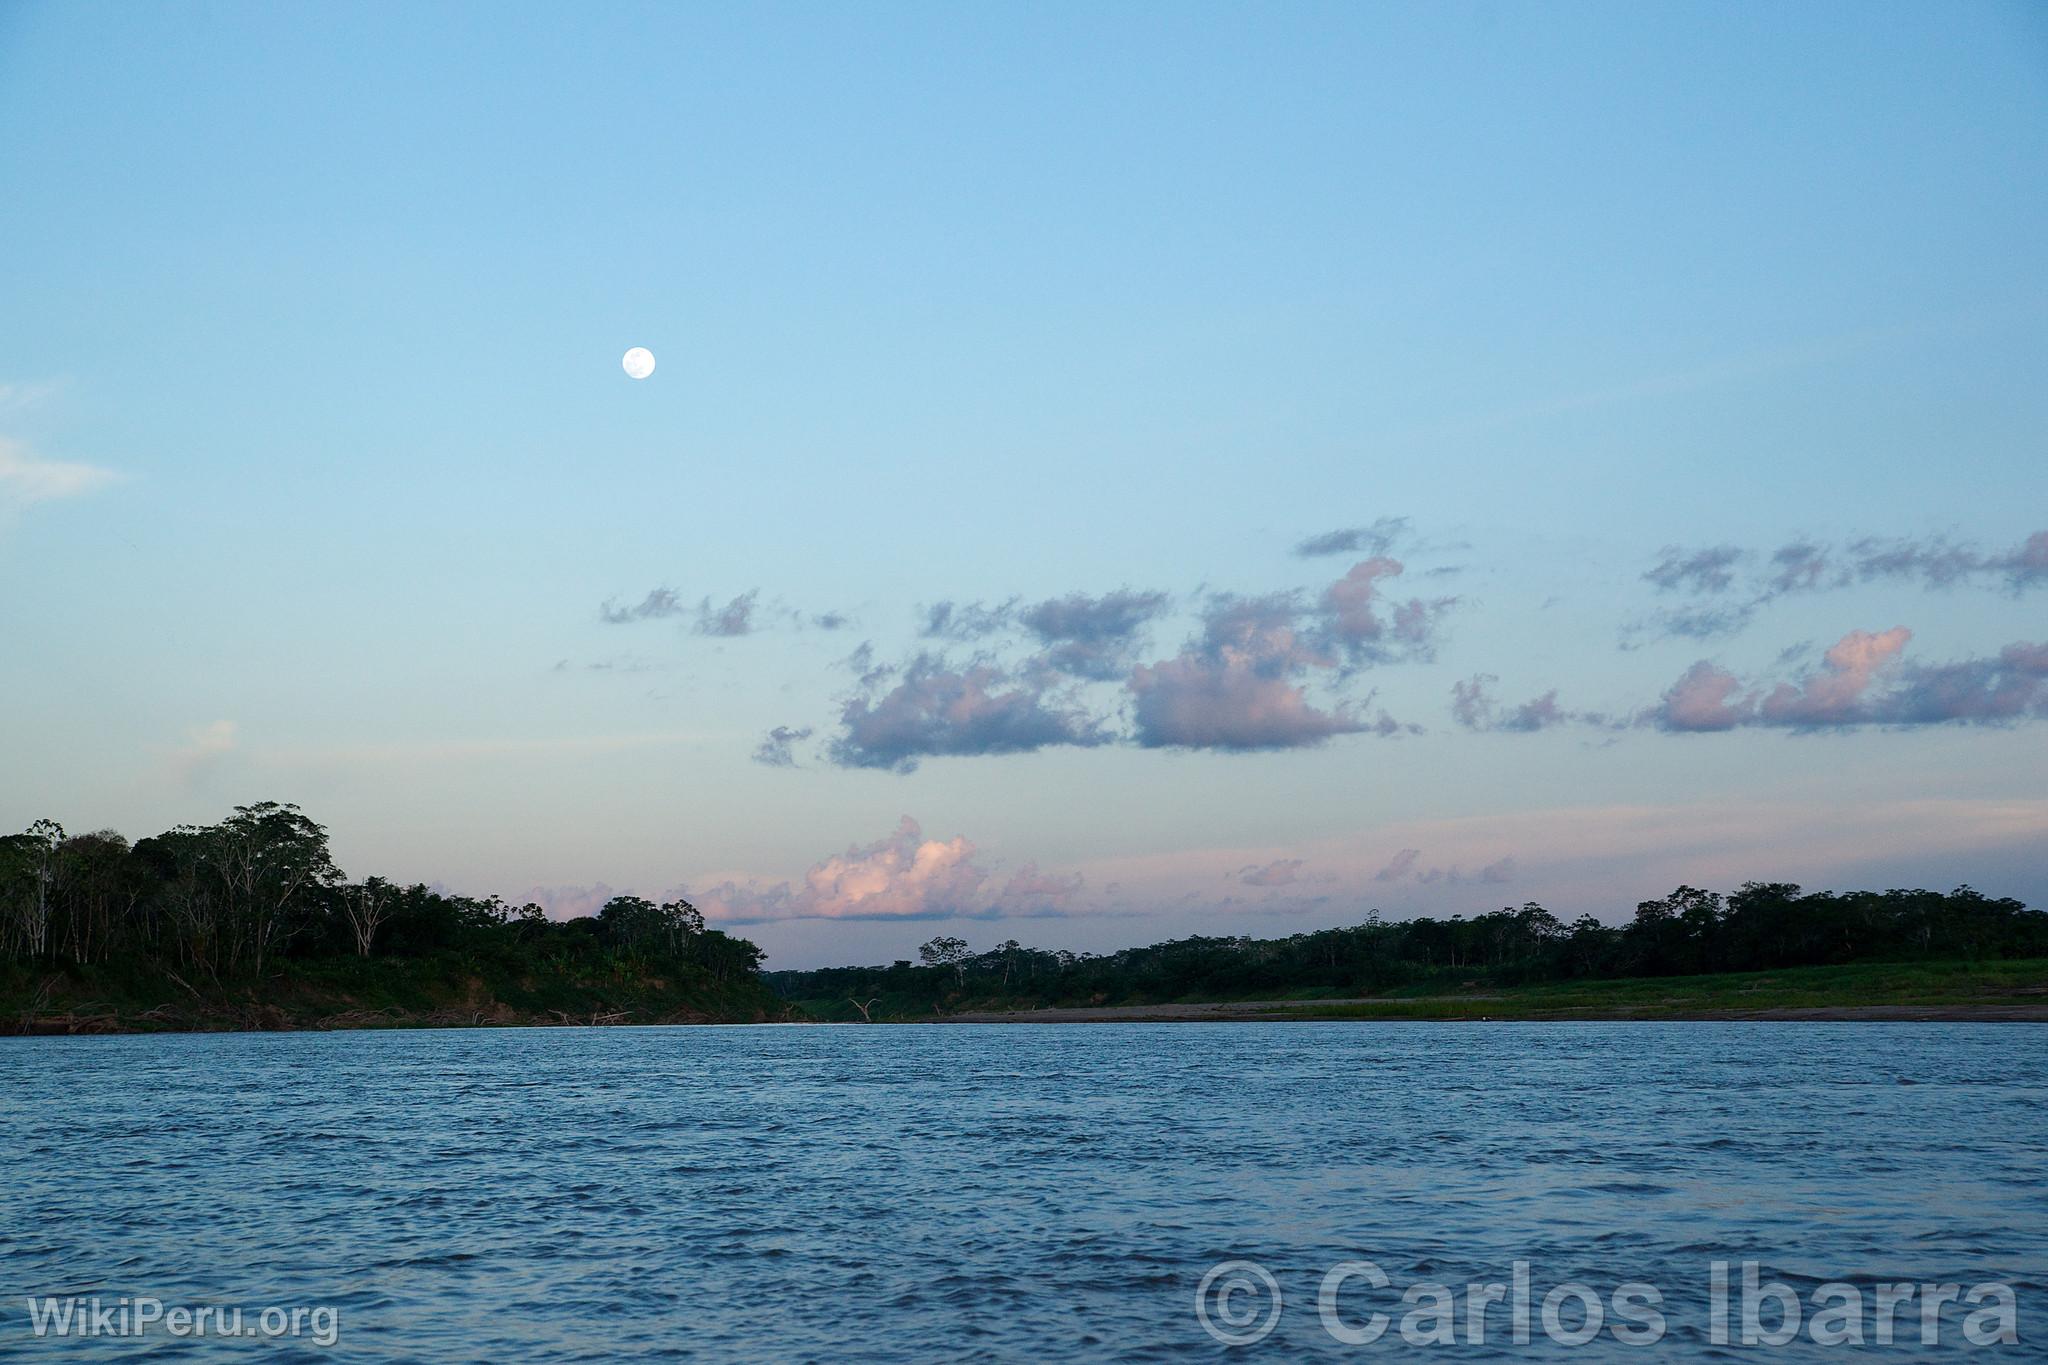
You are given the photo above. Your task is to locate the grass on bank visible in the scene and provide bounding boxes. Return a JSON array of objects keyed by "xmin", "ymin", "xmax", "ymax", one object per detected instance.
[{"xmin": 1280, "ymin": 958, "xmax": 2048, "ymax": 1019}]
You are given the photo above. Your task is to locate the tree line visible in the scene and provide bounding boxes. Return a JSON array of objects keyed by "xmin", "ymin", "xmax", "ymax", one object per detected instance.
[
  {"xmin": 0, "ymin": 802, "xmax": 765, "ymax": 986},
  {"xmin": 769, "ymin": 882, "xmax": 2048, "ymax": 1015}
]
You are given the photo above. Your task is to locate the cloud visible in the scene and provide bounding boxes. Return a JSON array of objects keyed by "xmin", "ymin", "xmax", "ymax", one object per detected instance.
[
  {"xmin": 1370, "ymin": 844, "xmax": 1514, "ymax": 886},
  {"xmin": 1841, "ymin": 531, "xmax": 2048, "ymax": 593},
  {"xmin": 1754, "ymin": 626, "xmax": 1911, "ymax": 726},
  {"xmin": 1645, "ymin": 545, "xmax": 1744, "ymax": 595},
  {"xmin": 785, "ymin": 816, "xmax": 986, "ymax": 919},
  {"xmin": 1373, "ymin": 848, "xmax": 1420, "ymax": 881},
  {"xmin": 810, "ymin": 611, "xmax": 852, "ymax": 631},
  {"xmin": 1652, "ymin": 660, "xmax": 1752, "ymax": 732},
  {"xmin": 988, "ymin": 864, "xmax": 1087, "ymax": 916},
  {"xmin": 0, "ymin": 380, "xmax": 63, "ymax": 414},
  {"xmin": 830, "ymin": 654, "xmax": 1112, "ymax": 772},
  {"xmin": 0, "ymin": 437, "xmax": 119, "ymax": 507},
  {"xmin": 689, "ymin": 816, "xmax": 1085, "ymax": 923},
  {"xmin": 1766, "ymin": 539, "xmax": 1832, "ymax": 596},
  {"xmin": 920, "ymin": 599, "xmax": 1015, "ymax": 640},
  {"xmin": 1016, "ymin": 588, "xmax": 1170, "ymax": 680},
  {"xmin": 1630, "ymin": 530, "xmax": 2048, "ymax": 644},
  {"xmin": 1649, "ymin": 628, "xmax": 2048, "ymax": 731},
  {"xmin": 752, "ymin": 725, "xmax": 813, "ymax": 768},
  {"xmin": 1317, "ymin": 557, "xmax": 1457, "ymax": 666},
  {"xmin": 1451, "ymin": 676, "xmax": 1604, "ymax": 732},
  {"xmin": 1236, "ymin": 858, "xmax": 1304, "ymax": 887},
  {"xmin": 599, "ymin": 588, "xmax": 686, "ymax": 623},
  {"xmin": 1128, "ymin": 593, "xmax": 1368, "ymax": 750},
  {"xmin": 600, "ymin": 588, "xmax": 760, "ymax": 635},
  {"xmin": 166, "ymin": 719, "xmax": 237, "ymax": 786},
  {"xmin": 1294, "ymin": 517, "xmax": 1409, "ymax": 559},
  {"xmin": 2005, "ymin": 533, "xmax": 2048, "ymax": 591},
  {"xmin": 1127, "ymin": 563, "xmax": 1437, "ymax": 751},
  {"xmin": 697, "ymin": 591, "xmax": 757, "ymax": 637}
]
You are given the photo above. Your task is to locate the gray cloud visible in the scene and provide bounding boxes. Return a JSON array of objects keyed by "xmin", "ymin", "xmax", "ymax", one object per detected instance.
[
  {"xmin": 830, "ymin": 655, "xmax": 1113, "ymax": 773},
  {"xmin": 1766, "ymin": 539, "xmax": 1832, "ymax": 596},
  {"xmin": 1017, "ymin": 588, "xmax": 1170, "ymax": 681},
  {"xmin": 1645, "ymin": 545, "xmax": 1744, "ymax": 595},
  {"xmin": 599, "ymin": 587, "xmax": 687, "ymax": 624},
  {"xmin": 698, "ymin": 591, "xmax": 757, "ymax": 637},
  {"xmin": 1631, "ymin": 530, "xmax": 2048, "ymax": 645},
  {"xmin": 1373, "ymin": 848, "xmax": 1421, "ymax": 882},
  {"xmin": 1236, "ymin": 858, "xmax": 1304, "ymax": 887},
  {"xmin": 1294, "ymin": 517, "xmax": 1409, "ymax": 559},
  {"xmin": 920, "ymin": 599, "xmax": 1016, "ymax": 641},
  {"xmin": 1374, "ymin": 847, "xmax": 1515, "ymax": 885},
  {"xmin": 1451, "ymin": 676, "xmax": 1605, "ymax": 732},
  {"xmin": 752, "ymin": 725, "xmax": 814, "ymax": 768},
  {"xmin": 1649, "ymin": 628, "xmax": 2048, "ymax": 732},
  {"xmin": 600, "ymin": 587, "xmax": 760, "ymax": 636}
]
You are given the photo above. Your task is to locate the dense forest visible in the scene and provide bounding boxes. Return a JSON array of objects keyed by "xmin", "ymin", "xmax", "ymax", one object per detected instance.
[
  {"xmin": 769, "ymin": 883, "xmax": 2048, "ymax": 1020},
  {"xmin": 0, "ymin": 802, "xmax": 777, "ymax": 1032}
]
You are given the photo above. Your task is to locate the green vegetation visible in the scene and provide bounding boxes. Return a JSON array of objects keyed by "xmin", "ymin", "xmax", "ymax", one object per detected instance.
[
  {"xmin": 0, "ymin": 803, "xmax": 783, "ymax": 1033},
  {"xmin": 771, "ymin": 884, "xmax": 2048, "ymax": 1021},
  {"xmin": 1275, "ymin": 958, "xmax": 2048, "ymax": 1021}
]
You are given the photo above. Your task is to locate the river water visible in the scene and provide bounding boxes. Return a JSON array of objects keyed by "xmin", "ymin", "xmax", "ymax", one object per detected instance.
[{"xmin": 2, "ymin": 1023, "xmax": 2041, "ymax": 1359}]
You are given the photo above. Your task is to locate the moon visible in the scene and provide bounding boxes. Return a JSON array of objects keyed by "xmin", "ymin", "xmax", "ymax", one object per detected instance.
[{"xmin": 621, "ymin": 347, "xmax": 656, "ymax": 380}]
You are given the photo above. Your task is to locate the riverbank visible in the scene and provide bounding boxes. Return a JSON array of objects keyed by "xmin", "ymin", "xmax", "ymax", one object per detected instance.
[
  {"xmin": 926, "ymin": 959, "xmax": 2048, "ymax": 1023},
  {"xmin": 1, "ymin": 956, "xmax": 789, "ymax": 1035}
]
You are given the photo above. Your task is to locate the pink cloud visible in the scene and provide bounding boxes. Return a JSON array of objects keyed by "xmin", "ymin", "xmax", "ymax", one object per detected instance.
[
  {"xmin": 1756, "ymin": 626, "xmax": 1910, "ymax": 725},
  {"xmin": 1652, "ymin": 627, "xmax": 2048, "ymax": 730},
  {"xmin": 1657, "ymin": 660, "xmax": 1751, "ymax": 731},
  {"xmin": 686, "ymin": 818, "xmax": 1087, "ymax": 924}
]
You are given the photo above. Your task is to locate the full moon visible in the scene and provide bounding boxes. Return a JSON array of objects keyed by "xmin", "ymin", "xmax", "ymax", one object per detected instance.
[{"xmin": 621, "ymin": 347, "xmax": 656, "ymax": 380}]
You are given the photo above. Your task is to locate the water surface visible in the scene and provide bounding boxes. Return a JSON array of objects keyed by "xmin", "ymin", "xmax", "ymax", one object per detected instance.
[{"xmin": 2, "ymin": 1023, "xmax": 2042, "ymax": 1359}]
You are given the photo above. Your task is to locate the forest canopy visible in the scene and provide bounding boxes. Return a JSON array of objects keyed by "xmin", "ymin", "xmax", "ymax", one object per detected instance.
[
  {"xmin": 0, "ymin": 802, "xmax": 764, "ymax": 986},
  {"xmin": 770, "ymin": 882, "xmax": 2048, "ymax": 1018}
]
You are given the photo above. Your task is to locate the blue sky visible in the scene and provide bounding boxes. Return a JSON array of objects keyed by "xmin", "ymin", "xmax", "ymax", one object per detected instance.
[{"xmin": 3, "ymin": 1, "xmax": 2045, "ymax": 966}]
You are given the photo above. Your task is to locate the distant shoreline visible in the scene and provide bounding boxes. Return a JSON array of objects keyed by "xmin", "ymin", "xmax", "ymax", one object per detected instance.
[
  {"xmin": 935, "ymin": 1000, "xmax": 2048, "ymax": 1024},
  {"xmin": 791, "ymin": 958, "xmax": 2048, "ymax": 1025},
  {"xmin": 7, "ymin": 1002, "xmax": 2047, "ymax": 1036}
]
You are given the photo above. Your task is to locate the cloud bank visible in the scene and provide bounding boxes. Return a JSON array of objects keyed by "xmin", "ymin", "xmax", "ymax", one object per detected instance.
[{"xmin": 1650, "ymin": 628, "xmax": 2048, "ymax": 731}]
